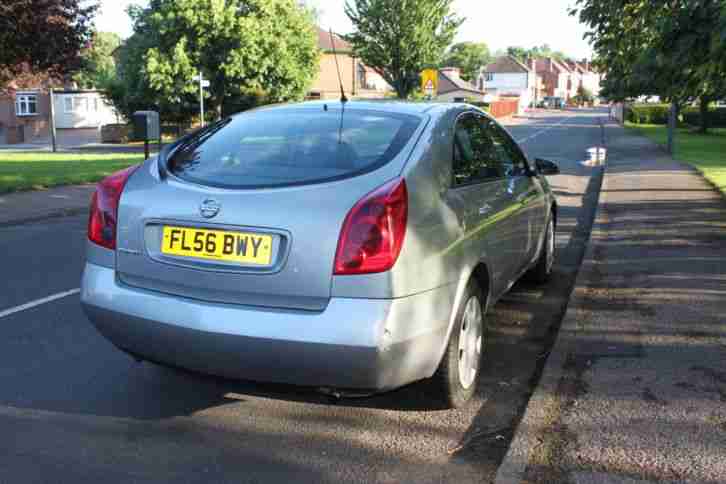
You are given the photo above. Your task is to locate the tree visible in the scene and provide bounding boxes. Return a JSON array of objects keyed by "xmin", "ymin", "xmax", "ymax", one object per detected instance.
[
  {"xmin": 105, "ymin": 22, "xmax": 198, "ymax": 126},
  {"xmin": 506, "ymin": 45, "xmax": 569, "ymax": 64},
  {"xmin": 572, "ymin": 0, "xmax": 726, "ymax": 139},
  {"xmin": 506, "ymin": 47, "xmax": 529, "ymax": 63},
  {"xmin": 345, "ymin": 0, "xmax": 463, "ymax": 99},
  {"xmin": 109, "ymin": 0, "xmax": 319, "ymax": 124},
  {"xmin": 74, "ymin": 32, "xmax": 122, "ymax": 89},
  {"xmin": 442, "ymin": 42, "xmax": 490, "ymax": 82},
  {"xmin": 0, "ymin": 0, "xmax": 97, "ymax": 86},
  {"xmin": 573, "ymin": 85, "xmax": 594, "ymax": 106}
]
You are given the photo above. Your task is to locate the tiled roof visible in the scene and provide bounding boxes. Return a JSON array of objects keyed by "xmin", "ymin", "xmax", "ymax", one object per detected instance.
[
  {"xmin": 317, "ymin": 27, "xmax": 352, "ymax": 53},
  {"xmin": 484, "ymin": 56, "xmax": 532, "ymax": 74},
  {"xmin": 438, "ymin": 70, "xmax": 482, "ymax": 95}
]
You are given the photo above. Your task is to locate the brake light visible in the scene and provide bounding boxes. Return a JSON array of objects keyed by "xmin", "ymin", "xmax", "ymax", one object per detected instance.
[
  {"xmin": 334, "ymin": 178, "xmax": 408, "ymax": 275},
  {"xmin": 88, "ymin": 165, "xmax": 138, "ymax": 250}
]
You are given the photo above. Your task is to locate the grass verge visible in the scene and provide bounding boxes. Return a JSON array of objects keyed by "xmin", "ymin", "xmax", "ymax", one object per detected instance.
[
  {"xmin": 625, "ymin": 123, "xmax": 726, "ymax": 195},
  {"xmin": 0, "ymin": 152, "xmax": 145, "ymax": 194}
]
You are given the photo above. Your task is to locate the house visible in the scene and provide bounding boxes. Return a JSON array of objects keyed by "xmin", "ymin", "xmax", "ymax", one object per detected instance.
[
  {"xmin": 53, "ymin": 90, "xmax": 118, "ymax": 129},
  {"xmin": 307, "ymin": 27, "xmax": 390, "ymax": 100},
  {"xmin": 578, "ymin": 60, "xmax": 603, "ymax": 98},
  {"xmin": 535, "ymin": 57, "xmax": 572, "ymax": 100},
  {"xmin": 0, "ymin": 88, "xmax": 51, "ymax": 144},
  {"xmin": 478, "ymin": 56, "xmax": 539, "ymax": 112},
  {"xmin": 0, "ymin": 86, "xmax": 119, "ymax": 144},
  {"xmin": 360, "ymin": 65, "xmax": 391, "ymax": 92},
  {"xmin": 437, "ymin": 67, "xmax": 484, "ymax": 102},
  {"xmin": 535, "ymin": 58, "xmax": 602, "ymax": 103}
]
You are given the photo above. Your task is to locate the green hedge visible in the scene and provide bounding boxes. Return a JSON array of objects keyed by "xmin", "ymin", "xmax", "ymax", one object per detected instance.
[
  {"xmin": 625, "ymin": 104, "xmax": 670, "ymax": 125},
  {"xmin": 626, "ymin": 103, "xmax": 726, "ymax": 128},
  {"xmin": 682, "ymin": 107, "xmax": 726, "ymax": 128}
]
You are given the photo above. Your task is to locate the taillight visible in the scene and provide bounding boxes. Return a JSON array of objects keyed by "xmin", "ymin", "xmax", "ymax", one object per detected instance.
[
  {"xmin": 334, "ymin": 177, "xmax": 408, "ymax": 275},
  {"xmin": 88, "ymin": 165, "xmax": 138, "ymax": 250}
]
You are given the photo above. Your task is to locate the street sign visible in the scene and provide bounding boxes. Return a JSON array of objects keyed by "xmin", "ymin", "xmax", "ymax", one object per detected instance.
[
  {"xmin": 193, "ymin": 71, "xmax": 209, "ymax": 126},
  {"xmin": 421, "ymin": 69, "xmax": 438, "ymax": 98}
]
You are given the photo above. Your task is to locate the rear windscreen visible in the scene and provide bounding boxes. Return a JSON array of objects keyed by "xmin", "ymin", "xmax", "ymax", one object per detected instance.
[{"xmin": 167, "ymin": 108, "xmax": 422, "ymax": 189}]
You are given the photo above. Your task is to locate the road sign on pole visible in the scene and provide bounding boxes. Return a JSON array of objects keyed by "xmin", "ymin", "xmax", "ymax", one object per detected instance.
[
  {"xmin": 421, "ymin": 69, "xmax": 438, "ymax": 99},
  {"xmin": 193, "ymin": 71, "xmax": 208, "ymax": 126}
]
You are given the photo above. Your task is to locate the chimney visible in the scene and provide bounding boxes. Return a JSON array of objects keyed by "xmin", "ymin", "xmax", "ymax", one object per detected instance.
[{"xmin": 440, "ymin": 67, "xmax": 461, "ymax": 79}]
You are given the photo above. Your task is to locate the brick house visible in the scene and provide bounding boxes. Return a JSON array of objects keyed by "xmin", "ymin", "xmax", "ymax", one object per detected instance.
[
  {"xmin": 0, "ymin": 88, "xmax": 52, "ymax": 144},
  {"xmin": 307, "ymin": 28, "xmax": 390, "ymax": 100},
  {"xmin": 0, "ymin": 81, "xmax": 118, "ymax": 144},
  {"xmin": 535, "ymin": 57, "xmax": 572, "ymax": 100},
  {"xmin": 479, "ymin": 56, "xmax": 540, "ymax": 112}
]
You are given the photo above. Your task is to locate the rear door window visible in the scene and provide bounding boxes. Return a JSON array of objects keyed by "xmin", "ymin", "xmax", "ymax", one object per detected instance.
[
  {"xmin": 168, "ymin": 108, "xmax": 422, "ymax": 189},
  {"xmin": 452, "ymin": 112, "xmax": 506, "ymax": 186}
]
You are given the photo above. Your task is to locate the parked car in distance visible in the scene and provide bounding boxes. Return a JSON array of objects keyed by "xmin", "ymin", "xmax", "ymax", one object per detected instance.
[
  {"xmin": 540, "ymin": 96, "xmax": 565, "ymax": 109},
  {"xmin": 81, "ymin": 101, "xmax": 559, "ymax": 408}
]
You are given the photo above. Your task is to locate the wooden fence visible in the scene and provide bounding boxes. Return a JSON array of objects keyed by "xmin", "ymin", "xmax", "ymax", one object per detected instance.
[{"xmin": 489, "ymin": 99, "xmax": 519, "ymax": 119}]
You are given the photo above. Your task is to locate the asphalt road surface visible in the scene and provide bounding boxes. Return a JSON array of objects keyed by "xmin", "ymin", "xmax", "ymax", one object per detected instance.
[{"xmin": 0, "ymin": 108, "xmax": 609, "ymax": 484}]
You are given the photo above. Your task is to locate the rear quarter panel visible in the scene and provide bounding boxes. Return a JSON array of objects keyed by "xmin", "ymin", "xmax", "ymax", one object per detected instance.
[{"xmin": 331, "ymin": 106, "xmax": 482, "ymax": 300}]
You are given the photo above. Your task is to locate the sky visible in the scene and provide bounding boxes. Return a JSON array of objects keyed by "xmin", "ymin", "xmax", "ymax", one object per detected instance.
[{"xmin": 94, "ymin": 0, "xmax": 594, "ymax": 59}]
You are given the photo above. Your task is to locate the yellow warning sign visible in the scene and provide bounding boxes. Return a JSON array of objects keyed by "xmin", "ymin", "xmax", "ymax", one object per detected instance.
[{"xmin": 421, "ymin": 69, "xmax": 438, "ymax": 97}]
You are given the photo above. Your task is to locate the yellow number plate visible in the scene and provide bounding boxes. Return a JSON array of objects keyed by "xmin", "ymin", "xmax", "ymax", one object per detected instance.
[{"xmin": 161, "ymin": 226, "xmax": 273, "ymax": 266}]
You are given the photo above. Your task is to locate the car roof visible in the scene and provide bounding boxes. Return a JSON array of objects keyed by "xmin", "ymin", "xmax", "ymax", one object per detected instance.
[{"xmin": 251, "ymin": 99, "xmax": 462, "ymax": 117}]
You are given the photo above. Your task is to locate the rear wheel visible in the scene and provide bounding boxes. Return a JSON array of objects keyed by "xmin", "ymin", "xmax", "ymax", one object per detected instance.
[
  {"xmin": 432, "ymin": 280, "xmax": 484, "ymax": 408},
  {"xmin": 527, "ymin": 213, "xmax": 555, "ymax": 284}
]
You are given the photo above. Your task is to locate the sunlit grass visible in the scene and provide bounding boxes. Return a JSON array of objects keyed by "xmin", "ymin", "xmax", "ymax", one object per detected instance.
[
  {"xmin": 0, "ymin": 152, "xmax": 145, "ymax": 193},
  {"xmin": 625, "ymin": 123, "xmax": 726, "ymax": 196}
]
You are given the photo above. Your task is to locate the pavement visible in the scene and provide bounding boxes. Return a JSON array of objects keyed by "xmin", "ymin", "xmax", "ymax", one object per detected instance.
[
  {"xmin": 0, "ymin": 185, "xmax": 95, "ymax": 226},
  {"xmin": 0, "ymin": 109, "xmax": 609, "ymax": 483},
  {"xmin": 497, "ymin": 123, "xmax": 726, "ymax": 483}
]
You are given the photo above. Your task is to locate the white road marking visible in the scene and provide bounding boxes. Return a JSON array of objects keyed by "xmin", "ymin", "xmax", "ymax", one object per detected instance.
[
  {"xmin": 515, "ymin": 116, "xmax": 571, "ymax": 144},
  {"xmin": 0, "ymin": 289, "xmax": 80, "ymax": 320}
]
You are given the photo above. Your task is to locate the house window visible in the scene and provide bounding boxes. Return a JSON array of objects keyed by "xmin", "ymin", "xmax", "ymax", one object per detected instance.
[
  {"xmin": 15, "ymin": 94, "xmax": 38, "ymax": 116},
  {"xmin": 485, "ymin": 73, "xmax": 494, "ymax": 82},
  {"xmin": 64, "ymin": 96, "xmax": 90, "ymax": 113},
  {"xmin": 74, "ymin": 97, "xmax": 88, "ymax": 113},
  {"xmin": 358, "ymin": 64, "xmax": 367, "ymax": 89}
]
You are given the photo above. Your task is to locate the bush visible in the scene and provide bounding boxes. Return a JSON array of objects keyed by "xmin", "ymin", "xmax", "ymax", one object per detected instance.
[
  {"xmin": 682, "ymin": 107, "xmax": 726, "ymax": 128},
  {"xmin": 625, "ymin": 104, "xmax": 671, "ymax": 125}
]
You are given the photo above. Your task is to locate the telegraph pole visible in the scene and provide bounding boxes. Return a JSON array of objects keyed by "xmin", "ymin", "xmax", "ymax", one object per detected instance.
[{"xmin": 49, "ymin": 88, "xmax": 57, "ymax": 152}]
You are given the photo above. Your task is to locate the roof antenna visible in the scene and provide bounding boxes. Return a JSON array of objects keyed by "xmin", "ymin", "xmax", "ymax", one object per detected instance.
[{"xmin": 329, "ymin": 28, "xmax": 348, "ymax": 104}]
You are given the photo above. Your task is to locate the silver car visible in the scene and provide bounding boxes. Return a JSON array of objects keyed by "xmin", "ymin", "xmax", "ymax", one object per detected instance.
[{"xmin": 81, "ymin": 101, "xmax": 559, "ymax": 408}]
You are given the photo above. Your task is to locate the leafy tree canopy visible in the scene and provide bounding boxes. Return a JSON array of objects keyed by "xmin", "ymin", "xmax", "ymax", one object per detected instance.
[
  {"xmin": 345, "ymin": 0, "xmax": 463, "ymax": 99},
  {"xmin": 108, "ymin": 0, "xmax": 319, "ymax": 124},
  {"xmin": 572, "ymin": 0, "xmax": 726, "ymax": 133},
  {"xmin": 74, "ymin": 31, "xmax": 122, "ymax": 89},
  {"xmin": 505, "ymin": 45, "xmax": 569, "ymax": 63},
  {"xmin": 442, "ymin": 42, "xmax": 490, "ymax": 82},
  {"xmin": 0, "ymin": 0, "xmax": 97, "ymax": 86}
]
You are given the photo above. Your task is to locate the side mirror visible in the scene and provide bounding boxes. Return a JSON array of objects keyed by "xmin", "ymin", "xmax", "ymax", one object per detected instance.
[{"xmin": 536, "ymin": 158, "xmax": 560, "ymax": 176}]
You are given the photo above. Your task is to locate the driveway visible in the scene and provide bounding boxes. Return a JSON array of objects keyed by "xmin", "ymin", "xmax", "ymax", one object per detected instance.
[{"xmin": 0, "ymin": 109, "xmax": 609, "ymax": 483}]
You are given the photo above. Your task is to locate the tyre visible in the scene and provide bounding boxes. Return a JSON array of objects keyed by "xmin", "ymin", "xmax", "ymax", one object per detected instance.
[
  {"xmin": 527, "ymin": 212, "xmax": 555, "ymax": 284},
  {"xmin": 432, "ymin": 279, "xmax": 485, "ymax": 408}
]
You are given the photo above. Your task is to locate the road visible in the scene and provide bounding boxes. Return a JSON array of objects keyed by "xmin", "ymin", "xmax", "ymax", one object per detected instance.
[{"xmin": 0, "ymin": 109, "xmax": 608, "ymax": 484}]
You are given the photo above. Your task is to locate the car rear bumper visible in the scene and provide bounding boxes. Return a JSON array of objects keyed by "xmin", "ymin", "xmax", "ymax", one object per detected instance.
[{"xmin": 81, "ymin": 263, "xmax": 453, "ymax": 391}]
